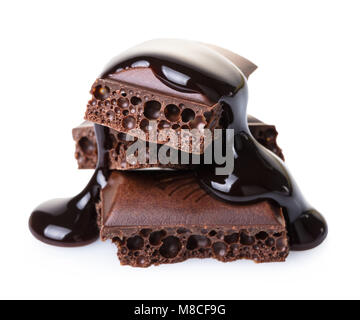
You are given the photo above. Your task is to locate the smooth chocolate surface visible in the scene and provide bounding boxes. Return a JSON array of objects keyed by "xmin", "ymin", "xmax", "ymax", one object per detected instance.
[
  {"xmin": 72, "ymin": 116, "xmax": 284, "ymax": 170},
  {"xmin": 99, "ymin": 171, "xmax": 289, "ymax": 267}
]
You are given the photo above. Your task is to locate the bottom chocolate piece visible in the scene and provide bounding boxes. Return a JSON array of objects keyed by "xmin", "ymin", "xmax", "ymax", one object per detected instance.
[{"xmin": 99, "ymin": 171, "xmax": 289, "ymax": 267}]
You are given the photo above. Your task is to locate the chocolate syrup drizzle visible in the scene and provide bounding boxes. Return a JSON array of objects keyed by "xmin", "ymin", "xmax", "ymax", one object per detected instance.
[
  {"xmin": 29, "ymin": 39, "xmax": 327, "ymax": 250},
  {"xmin": 29, "ymin": 124, "xmax": 110, "ymax": 247}
]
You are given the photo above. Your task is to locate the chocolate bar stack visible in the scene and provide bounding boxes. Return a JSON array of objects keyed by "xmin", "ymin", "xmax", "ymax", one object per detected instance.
[
  {"xmin": 29, "ymin": 40, "xmax": 328, "ymax": 263},
  {"xmin": 70, "ymin": 41, "xmax": 290, "ymax": 267}
]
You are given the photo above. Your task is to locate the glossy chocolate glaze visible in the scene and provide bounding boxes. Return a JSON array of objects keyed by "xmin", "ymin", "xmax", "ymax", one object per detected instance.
[
  {"xmin": 29, "ymin": 39, "xmax": 327, "ymax": 250},
  {"xmin": 29, "ymin": 124, "xmax": 110, "ymax": 247},
  {"xmin": 101, "ymin": 40, "xmax": 327, "ymax": 250}
]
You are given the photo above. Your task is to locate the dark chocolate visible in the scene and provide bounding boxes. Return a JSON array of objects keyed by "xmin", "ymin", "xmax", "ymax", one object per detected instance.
[
  {"xmin": 85, "ymin": 75, "xmax": 222, "ymax": 153},
  {"xmin": 72, "ymin": 121, "xmax": 187, "ymax": 170},
  {"xmin": 91, "ymin": 39, "xmax": 327, "ymax": 250},
  {"xmin": 84, "ymin": 41, "xmax": 257, "ymax": 153},
  {"xmin": 29, "ymin": 39, "xmax": 327, "ymax": 252},
  {"xmin": 29, "ymin": 40, "xmax": 257, "ymax": 248},
  {"xmin": 99, "ymin": 171, "xmax": 289, "ymax": 267},
  {"xmin": 72, "ymin": 117, "xmax": 284, "ymax": 170}
]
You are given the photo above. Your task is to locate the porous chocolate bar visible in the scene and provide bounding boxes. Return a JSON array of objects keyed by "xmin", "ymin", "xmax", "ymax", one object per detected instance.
[
  {"xmin": 84, "ymin": 42, "xmax": 258, "ymax": 154},
  {"xmin": 98, "ymin": 171, "xmax": 289, "ymax": 267},
  {"xmin": 85, "ymin": 75, "xmax": 221, "ymax": 154},
  {"xmin": 72, "ymin": 121, "xmax": 186, "ymax": 170},
  {"xmin": 73, "ymin": 116, "xmax": 284, "ymax": 170}
]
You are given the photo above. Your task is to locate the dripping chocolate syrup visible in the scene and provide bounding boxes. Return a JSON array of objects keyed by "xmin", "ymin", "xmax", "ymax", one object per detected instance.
[
  {"xmin": 29, "ymin": 39, "xmax": 327, "ymax": 250},
  {"xmin": 29, "ymin": 124, "xmax": 110, "ymax": 247}
]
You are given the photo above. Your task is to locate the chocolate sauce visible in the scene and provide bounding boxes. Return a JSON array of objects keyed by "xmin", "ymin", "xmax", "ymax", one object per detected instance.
[
  {"xmin": 29, "ymin": 124, "xmax": 110, "ymax": 247},
  {"xmin": 29, "ymin": 39, "xmax": 327, "ymax": 250}
]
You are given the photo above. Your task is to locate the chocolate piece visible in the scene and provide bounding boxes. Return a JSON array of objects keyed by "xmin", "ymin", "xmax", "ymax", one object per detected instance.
[
  {"xmin": 247, "ymin": 115, "xmax": 284, "ymax": 160},
  {"xmin": 84, "ymin": 41, "xmax": 257, "ymax": 154},
  {"xmin": 73, "ymin": 117, "xmax": 284, "ymax": 170},
  {"xmin": 85, "ymin": 76, "xmax": 222, "ymax": 154},
  {"xmin": 72, "ymin": 121, "xmax": 187, "ymax": 170},
  {"xmin": 72, "ymin": 121, "xmax": 97, "ymax": 169},
  {"xmin": 98, "ymin": 171, "xmax": 289, "ymax": 267}
]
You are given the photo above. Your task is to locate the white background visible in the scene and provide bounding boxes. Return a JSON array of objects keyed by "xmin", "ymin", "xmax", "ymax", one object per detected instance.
[{"xmin": 0, "ymin": 0, "xmax": 359, "ymax": 300}]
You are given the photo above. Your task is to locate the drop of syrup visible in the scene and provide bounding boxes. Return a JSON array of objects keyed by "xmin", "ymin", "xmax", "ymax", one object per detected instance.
[{"xmin": 29, "ymin": 124, "xmax": 110, "ymax": 247}]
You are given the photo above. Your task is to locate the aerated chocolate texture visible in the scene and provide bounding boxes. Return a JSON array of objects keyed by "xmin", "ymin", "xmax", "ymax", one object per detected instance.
[
  {"xmin": 73, "ymin": 117, "xmax": 284, "ymax": 170},
  {"xmin": 72, "ymin": 121, "xmax": 187, "ymax": 170},
  {"xmin": 84, "ymin": 76, "xmax": 222, "ymax": 154},
  {"xmin": 98, "ymin": 172, "xmax": 289, "ymax": 267}
]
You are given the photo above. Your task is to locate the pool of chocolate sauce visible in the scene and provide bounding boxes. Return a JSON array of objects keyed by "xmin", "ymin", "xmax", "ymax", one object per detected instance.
[{"xmin": 29, "ymin": 39, "xmax": 327, "ymax": 250}]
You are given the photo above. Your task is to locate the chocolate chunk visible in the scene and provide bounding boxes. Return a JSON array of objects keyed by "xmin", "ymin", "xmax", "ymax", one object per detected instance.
[
  {"xmin": 84, "ymin": 43, "xmax": 257, "ymax": 154},
  {"xmin": 247, "ymin": 115, "xmax": 284, "ymax": 160},
  {"xmin": 73, "ymin": 121, "xmax": 189, "ymax": 170},
  {"xmin": 85, "ymin": 76, "xmax": 222, "ymax": 153},
  {"xmin": 72, "ymin": 121, "xmax": 98, "ymax": 169},
  {"xmin": 98, "ymin": 171, "xmax": 289, "ymax": 267},
  {"xmin": 73, "ymin": 117, "xmax": 284, "ymax": 170}
]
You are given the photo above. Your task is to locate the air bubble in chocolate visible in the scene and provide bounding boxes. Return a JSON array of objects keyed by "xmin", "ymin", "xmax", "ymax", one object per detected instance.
[
  {"xmin": 181, "ymin": 108, "xmax": 195, "ymax": 122},
  {"xmin": 256, "ymin": 232, "xmax": 268, "ymax": 240},
  {"xmin": 266, "ymin": 238, "xmax": 275, "ymax": 247},
  {"xmin": 106, "ymin": 110, "xmax": 115, "ymax": 121},
  {"xmin": 165, "ymin": 104, "xmax": 180, "ymax": 122},
  {"xmin": 131, "ymin": 96, "xmax": 142, "ymax": 106},
  {"xmin": 127, "ymin": 236, "xmax": 144, "ymax": 250},
  {"xmin": 224, "ymin": 233, "xmax": 239, "ymax": 244},
  {"xmin": 149, "ymin": 230, "xmax": 166, "ymax": 246},
  {"xmin": 93, "ymin": 85, "xmax": 110, "ymax": 100},
  {"xmin": 186, "ymin": 235, "xmax": 210, "ymax": 250},
  {"xmin": 122, "ymin": 116, "xmax": 136, "ymax": 129},
  {"xmin": 144, "ymin": 100, "xmax": 161, "ymax": 120},
  {"xmin": 213, "ymin": 242, "xmax": 227, "ymax": 257},
  {"xmin": 240, "ymin": 232, "xmax": 255, "ymax": 245},
  {"xmin": 117, "ymin": 97, "xmax": 129, "ymax": 109},
  {"xmin": 140, "ymin": 119, "xmax": 150, "ymax": 132},
  {"xmin": 159, "ymin": 236, "xmax": 181, "ymax": 258},
  {"xmin": 140, "ymin": 229, "xmax": 152, "ymax": 237}
]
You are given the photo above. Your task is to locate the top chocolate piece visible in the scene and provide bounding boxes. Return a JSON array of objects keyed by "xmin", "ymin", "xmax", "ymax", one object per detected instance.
[{"xmin": 85, "ymin": 40, "xmax": 254, "ymax": 153}]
